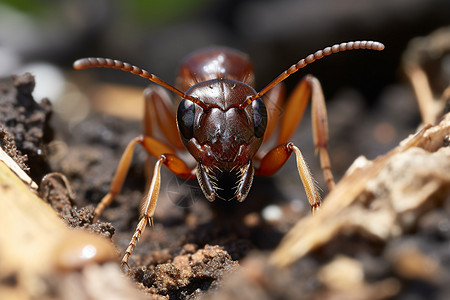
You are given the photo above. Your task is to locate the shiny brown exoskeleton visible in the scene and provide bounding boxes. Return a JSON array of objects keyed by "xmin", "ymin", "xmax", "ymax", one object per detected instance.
[
  {"xmin": 74, "ymin": 41, "xmax": 385, "ymax": 269},
  {"xmin": 176, "ymin": 48, "xmax": 263, "ymax": 202}
]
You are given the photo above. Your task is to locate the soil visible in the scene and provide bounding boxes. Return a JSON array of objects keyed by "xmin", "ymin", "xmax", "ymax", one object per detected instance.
[
  {"xmin": 1, "ymin": 66, "xmax": 449, "ymax": 300},
  {"xmin": 0, "ymin": 73, "xmax": 52, "ymax": 177}
]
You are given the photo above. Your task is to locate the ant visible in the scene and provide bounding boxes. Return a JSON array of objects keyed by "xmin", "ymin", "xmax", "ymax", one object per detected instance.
[{"xmin": 74, "ymin": 40, "xmax": 384, "ymax": 269}]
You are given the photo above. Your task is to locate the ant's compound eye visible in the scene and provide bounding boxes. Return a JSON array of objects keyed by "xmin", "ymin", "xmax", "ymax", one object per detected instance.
[
  {"xmin": 252, "ymin": 97, "xmax": 267, "ymax": 138},
  {"xmin": 177, "ymin": 98, "xmax": 196, "ymax": 140}
]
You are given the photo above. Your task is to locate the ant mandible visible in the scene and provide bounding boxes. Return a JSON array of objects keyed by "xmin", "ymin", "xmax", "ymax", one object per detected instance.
[{"xmin": 74, "ymin": 40, "xmax": 385, "ymax": 269}]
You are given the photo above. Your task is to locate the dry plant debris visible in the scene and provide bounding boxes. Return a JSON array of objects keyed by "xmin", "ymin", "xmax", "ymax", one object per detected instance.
[
  {"xmin": 271, "ymin": 114, "xmax": 450, "ymax": 266},
  {"xmin": 402, "ymin": 26, "xmax": 450, "ymax": 124},
  {"xmin": 0, "ymin": 159, "xmax": 129, "ymax": 299}
]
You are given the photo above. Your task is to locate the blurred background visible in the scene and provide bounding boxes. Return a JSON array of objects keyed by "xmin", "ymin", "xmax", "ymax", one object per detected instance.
[{"xmin": 0, "ymin": 0, "xmax": 449, "ymax": 184}]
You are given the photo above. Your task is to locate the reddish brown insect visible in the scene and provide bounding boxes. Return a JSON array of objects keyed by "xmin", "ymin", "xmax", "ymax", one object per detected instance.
[{"xmin": 74, "ymin": 40, "xmax": 385, "ymax": 269}]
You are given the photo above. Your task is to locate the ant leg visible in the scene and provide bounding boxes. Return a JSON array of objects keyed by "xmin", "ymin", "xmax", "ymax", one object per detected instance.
[
  {"xmin": 276, "ymin": 78, "xmax": 311, "ymax": 145},
  {"xmin": 95, "ymin": 136, "xmax": 194, "ymax": 269},
  {"xmin": 120, "ymin": 157, "xmax": 162, "ymax": 271},
  {"xmin": 308, "ymin": 76, "xmax": 335, "ymax": 190},
  {"xmin": 93, "ymin": 135, "xmax": 181, "ymax": 221},
  {"xmin": 255, "ymin": 142, "xmax": 320, "ymax": 213},
  {"xmin": 142, "ymin": 85, "xmax": 184, "ymax": 197},
  {"xmin": 144, "ymin": 85, "xmax": 184, "ymax": 149},
  {"xmin": 263, "ymin": 83, "xmax": 286, "ymax": 142},
  {"xmin": 276, "ymin": 75, "xmax": 335, "ymax": 190},
  {"xmin": 121, "ymin": 153, "xmax": 193, "ymax": 270}
]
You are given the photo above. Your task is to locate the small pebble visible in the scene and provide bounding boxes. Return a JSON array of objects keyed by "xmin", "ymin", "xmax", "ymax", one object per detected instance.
[{"xmin": 262, "ymin": 204, "xmax": 283, "ymax": 222}]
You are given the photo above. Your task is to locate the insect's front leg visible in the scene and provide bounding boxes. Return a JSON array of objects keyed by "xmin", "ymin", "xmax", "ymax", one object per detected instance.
[
  {"xmin": 255, "ymin": 75, "xmax": 336, "ymax": 213},
  {"xmin": 91, "ymin": 134, "xmax": 194, "ymax": 269},
  {"xmin": 92, "ymin": 135, "xmax": 176, "ymax": 221},
  {"xmin": 96, "ymin": 85, "xmax": 188, "ymax": 222},
  {"xmin": 143, "ymin": 85, "xmax": 184, "ymax": 149},
  {"xmin": 263, "ymin": 83, "xmax": 286, "ymax": 142},
  {"xmin": 255, "ymin": 142, "xmax": 321, "ymax": 214},
  {"xmin": 121, "ymin": 153, "xmax": 194, "ymax": 270},
  {"xmin": 275, "ymin": 75, "xmax": 335, "ymax": 191}
]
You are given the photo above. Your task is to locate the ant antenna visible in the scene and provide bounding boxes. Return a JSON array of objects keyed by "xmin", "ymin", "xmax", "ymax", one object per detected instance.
[
  {"xmin": 73, "ymin": 58, "xmax": 208, "ymax": 110},
  {"xmin": 239, "ymin": 40, "xmax": 385, "ymax": 109}
]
